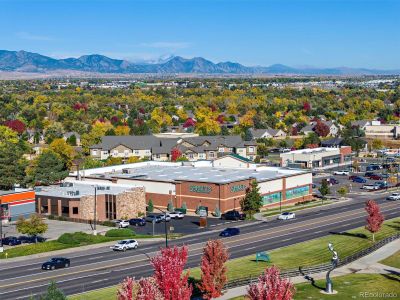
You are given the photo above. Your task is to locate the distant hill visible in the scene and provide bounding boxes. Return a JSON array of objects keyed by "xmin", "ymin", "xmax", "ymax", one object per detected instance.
[{"xmin": 0, "ymin": 50, "xmax": 398, "ymax": 75}]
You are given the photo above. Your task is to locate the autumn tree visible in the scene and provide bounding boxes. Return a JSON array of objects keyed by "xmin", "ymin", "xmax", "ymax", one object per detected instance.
[
  {"xmin": 115, "ymin": 125, "xmax": 131, "ymax": 136},
  {"xmin": 365, "ymin": 200, "xmax": 384, "ymax": 242},
  {"xmin": 314, "ymin": 120, "xmax": 330, "ymax": 137},
  {"xmin": 247, "ymin": 266, "xmax": 295, "ymax": 300},
  {"xmin": 150, "ymin": 246, "xmax": 192, "ymax": 300},
  {"xmin": 16, "ymin": 214, "xmax": 48, "ymax": 242},
  {"xmin": 240, "ymin": 180, "xmax": 263, "ymax": 218},
  {"xmin": 50, "ymin": 138, "xmax": 75, "ymax": 168},
  {"xmin": 171, "ymin": 147, "xmax": 183, "ymax": 162},
  {"xmin": 198, "ymin": 239, "xmax": 229, "ymax": 299},
  {"xmin": 4, "ymin": 119, "xmax": 26, "ymax": 134}
]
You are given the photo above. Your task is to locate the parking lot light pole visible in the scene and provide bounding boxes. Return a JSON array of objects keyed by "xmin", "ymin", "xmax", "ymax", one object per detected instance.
[{"xmin": 153, "ymin": 207, "xmax": 168, "ymax": 248}]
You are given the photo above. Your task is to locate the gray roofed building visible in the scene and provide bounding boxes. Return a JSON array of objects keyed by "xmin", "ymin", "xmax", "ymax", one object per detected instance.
[{"xmin": 250, "ymin": 128, "xmax": 286, "ymax": 139}]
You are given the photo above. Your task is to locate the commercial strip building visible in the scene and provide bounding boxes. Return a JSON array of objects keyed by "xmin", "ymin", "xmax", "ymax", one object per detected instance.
[
  {"xmin": 35, "ymin": 181, "xmax": 146, "ymax": 222},
  {"xmin": 70, "ymin": 155, "xmax": 313, "ymax": 214},
  {"xmin": 280, "ymin": 146, "xmax": 353, "ymax": 169},
  {"xmin": 0, "ymin": 189, "xmax": 36, "ymax": 222}
]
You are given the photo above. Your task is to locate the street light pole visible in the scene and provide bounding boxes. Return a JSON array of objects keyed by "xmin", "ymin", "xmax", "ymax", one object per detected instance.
[{"xmin": 93, "ymin": 186, "xmax": 97, "ymax": 235}]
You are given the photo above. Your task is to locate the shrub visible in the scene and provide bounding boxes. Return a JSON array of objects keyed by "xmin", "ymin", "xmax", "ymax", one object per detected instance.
[
  {"xmin": 57, "ymin": 232, "xmax": 97, "ymax": 245},
  {"xmin": 47, "ymin": 215, "xmax": 55, "ymax": 220},
  {"xmin": 101, "ymin": 220, "xmax": 116, "ymax": 227},
  {"xmin": 57, "ymin": 233, "xmax": 80, "ymax": 245},
  {"xmin": 105, "ymin": 228, "xmax": 135, "ymax": 238}
]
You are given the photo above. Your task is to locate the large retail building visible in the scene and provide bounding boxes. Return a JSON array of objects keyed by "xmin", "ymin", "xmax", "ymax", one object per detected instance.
[{"xmin": 70, "ymin": 155, "xmax": 313, "ymax": 214}]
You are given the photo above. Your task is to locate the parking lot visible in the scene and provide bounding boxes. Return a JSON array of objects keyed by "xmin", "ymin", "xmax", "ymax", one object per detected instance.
[{"xmin": 128, "ymin": 214, "xmax": 247, "ymax": 235}]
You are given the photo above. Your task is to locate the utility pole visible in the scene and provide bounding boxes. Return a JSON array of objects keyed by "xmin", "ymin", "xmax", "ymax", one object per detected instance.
[{"xmin": 93, "ymin": 186, "xmax": 97, "ymax": 235}]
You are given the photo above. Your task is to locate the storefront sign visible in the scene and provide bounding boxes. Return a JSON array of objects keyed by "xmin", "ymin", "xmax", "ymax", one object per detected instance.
[
  {"xmin": 189, "ymin": 185, "xmax": 212, "ymax": 194},
  {"xmin": 230, "ymin": 184, "xmax": 247, "ymax": 193}
]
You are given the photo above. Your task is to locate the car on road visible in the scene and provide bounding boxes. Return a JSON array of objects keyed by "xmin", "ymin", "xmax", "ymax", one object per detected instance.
[
  {"xmin": 116, "ymin": 220, "xmax": 130, "ymax": 228},
  {"xmin": 387, "ymin": 193, "xmax": 400, "ymax": 201},
  {"xmin": 352, "ymin": 176, "xmax": 367, "ymax": 183},
  {"xmin": 169, "ymin": 211, "xmax": 185, "ymax": 219},
  {"xmin": 219, "ymin": 227, "xmax": 240, "ymax": 237},
  {"xmin": 129, "ymin": 218, "xmax": 146, "ymax": 226},
  {"xmin": 42, "ymin": 257, "xmax": 70, "ymax": 270},
  {"xmin": 222, "ymin": 210, "xmax": 246, "ymax": 221},
  {"xmin": 111, "ymin": 239, "xmax": 138, "ymax": 251},
  {"xmin": 146, "ymin": 215, "xmax": 162, "ymax": 223},
  {"xmin": 362, "ymin": 184, "xmax": 379, "ymax": 190},
  {"xmin": 333, "ymin": 170, "xmax": 350, "ymax": 176},
  {"xmin": 277, "ymin": 212, "xmax": 296, "ymax": 220},
  {"xmin": 2, "ymin": 236, "xmax": 22, "ymax": 246}
]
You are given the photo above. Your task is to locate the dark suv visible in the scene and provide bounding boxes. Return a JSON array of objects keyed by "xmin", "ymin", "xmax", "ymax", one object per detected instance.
[
  {"xmin": 129, "ymin": 218, "xmax": 146, "ymax": 226},
  {"xmin": 222, "ymin": 210, "xmax": 246, "ymax": 221},
  {"xmin": 42, "ymin": 257, "xmax": 70, "ymax": 270}
]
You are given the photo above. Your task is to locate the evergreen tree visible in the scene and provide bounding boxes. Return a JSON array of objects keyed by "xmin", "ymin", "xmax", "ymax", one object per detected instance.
[
  {"xmin": 318, "ymin": 179, "xmax": 331, "ymax": 203},
  {"xmin": 40, "ymin": 281, "xmax": 67, "ymax": 300},
  {"xmin": 0, "ymin": 143, "xmax": 28, "ymax": 189},
  {"xmin": 167, "ymin": 200, "xmax": 174, "ymax": 212},
  {"xmin": 66, "ymin": 134, "xmax": 77, "ymax": 146},
  {"xmin": 29, "ymin": 150, "xmax": 69, "ymax": 186},
  {"xmin": 147, "ymin": 199, "xmax": 154, "ymax": 213},
  {"xmin": 244, "ymin": 128, "xmax": 253, "ymax": 141},
  {"xmin": 240, "ymin": 180, "xmax": 263, "ymax": 218}
]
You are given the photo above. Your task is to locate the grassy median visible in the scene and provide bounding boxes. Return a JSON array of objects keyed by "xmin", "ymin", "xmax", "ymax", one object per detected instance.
[
  {"xmin": 380, "ymin": 250, "xmax": 400, "ymax": 269},
  {"xmin": 189, "ymin": 217, "xmax": 400, "ymax": 281},
  {"xmin": 67, "ymin": 218, "xmax": 400, "ymax": 300}
]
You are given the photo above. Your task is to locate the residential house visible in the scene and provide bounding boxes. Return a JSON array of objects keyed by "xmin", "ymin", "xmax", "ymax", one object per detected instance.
[
  {"xmin": 251, "ymin": 128, "xmax": 286, "ymax": 139},
  {"xmin": 350, "ymin": 120, "xmax": 372, "ymax": 131},
  {"xmin": 300, "ymin": 120, "xmax": 341, "ymax": 137}
]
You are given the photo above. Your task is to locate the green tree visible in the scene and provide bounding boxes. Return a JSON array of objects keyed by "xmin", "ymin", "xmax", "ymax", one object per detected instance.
[
  {"xmin": 40, "ymin": 281, "xmax": 67, "ymax": 300},
  {"xmin": 167, "ymin": 200, "xmax": 174, "ymax": 212},
  {"xmin": 337, "ymin": 186, "xmax": 348, "ymax": 199},
  {"xmin": 319, "ymin": 179, "xmax": 331, "ymax": 203},
  {"xmin": 16, "ymin": 214, "xmax": 48, "ymax": 242},
  {"xmin": 147, "ymin": 199, "xmax": 154, "ymax": 213},
  {"xmin": 240, "ymin": 180, "xmax": 263, "ymax": 218},
  {"xmin": 28, "ymin": 150, "xmax": 69, "ymax": 185},
  {"xmin": 0, "ymin": 143, "xmax": 28, "ymax": 189},
  {"xmin": 66, "ymin": 134, "xmax": 77, "ymax": 146}
]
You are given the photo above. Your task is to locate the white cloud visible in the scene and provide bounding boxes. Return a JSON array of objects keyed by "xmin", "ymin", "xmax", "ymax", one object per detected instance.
[
  {"xmin": 16, "ymin": 32, "xmax": 54, "ymax": 41},
  {"xmin": 139, "ymin": 41, "xmax": 191, "ymax": 49}
]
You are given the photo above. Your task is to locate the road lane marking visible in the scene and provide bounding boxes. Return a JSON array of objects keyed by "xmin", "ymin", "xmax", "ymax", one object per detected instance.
[{"xmin": 1, "ymin": 204, "xmax": 398, "ymax": 289}]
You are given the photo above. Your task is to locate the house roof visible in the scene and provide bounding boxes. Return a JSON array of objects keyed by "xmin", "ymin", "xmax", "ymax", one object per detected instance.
[
  {"xmin": 89, "ymin": 135, "xmax": 179, "ymax": 151},
  {"xmin": 351, "ymin": 120, "xmax": 370, "ymax": 128},
  {"xmin": 219, "ymin": 153, "xmax": 252, "ymax": 163},
  {"xmin": 320, "ymin": 137, "xmax": 344, "ymax": 146}
]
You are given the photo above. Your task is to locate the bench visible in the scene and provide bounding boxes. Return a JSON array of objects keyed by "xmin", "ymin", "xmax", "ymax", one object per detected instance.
[{"xmin": 256, "ymin": 252, "xmax": 270, "ymax": 262}]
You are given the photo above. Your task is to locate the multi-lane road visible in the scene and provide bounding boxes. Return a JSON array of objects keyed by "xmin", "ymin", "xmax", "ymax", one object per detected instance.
[{"xmin": 0, "ymin": 193, "xmax": 399, "ymax": 299}]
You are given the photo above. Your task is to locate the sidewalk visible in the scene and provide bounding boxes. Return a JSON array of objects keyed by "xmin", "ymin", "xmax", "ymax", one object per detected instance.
[{"xmin": 217, "ymin": 239, "xmax": 400, "ymax": 299}]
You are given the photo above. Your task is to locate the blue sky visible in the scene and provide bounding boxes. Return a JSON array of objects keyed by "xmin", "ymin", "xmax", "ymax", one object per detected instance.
[{"xmin": 0, "ymin": 0, "xmax": 399, "ymax": 69}]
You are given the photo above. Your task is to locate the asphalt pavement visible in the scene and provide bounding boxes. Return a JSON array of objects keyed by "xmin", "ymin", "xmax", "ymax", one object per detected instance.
[{"xmin": 0, "ymin": 192, "xmax": 399, "ymax": 299}]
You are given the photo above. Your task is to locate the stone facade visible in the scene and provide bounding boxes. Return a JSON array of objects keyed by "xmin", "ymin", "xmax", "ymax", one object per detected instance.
[{"xmin": 116, "ymin": 187, "xmax": 146, "ymax": 219}]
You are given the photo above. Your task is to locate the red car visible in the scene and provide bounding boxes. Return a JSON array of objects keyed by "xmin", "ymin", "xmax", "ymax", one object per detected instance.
[
  {"xmin": 348, "ymin": 175, "xmax": 358, "ymax": 180},
  {"xmin": 370, "ymin": 174, "xmax": 383, "ymax": 180}
]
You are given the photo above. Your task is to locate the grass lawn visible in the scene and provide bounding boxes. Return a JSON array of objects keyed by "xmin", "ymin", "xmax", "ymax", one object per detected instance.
[
  {"xmin": 380, "ymin": 250, "xmax": 400, "ymax": 269},
  {"xmin": 189, "ymin": 218, "xmax": 400, "ymax": 281},
  {"xmin": 262, "ymin": 200, "xmax": 333, "ymax": 217},
  {"xmin": 294, "ymin": 273, "xmax": 400, "ymax": 300},
  {"xmin": 228, "ymin": 274, "xmax": 400, "ymax": 300},
  {"xmin": 69, "ymin": 287, "xmax": 117, "ymax": 300}
]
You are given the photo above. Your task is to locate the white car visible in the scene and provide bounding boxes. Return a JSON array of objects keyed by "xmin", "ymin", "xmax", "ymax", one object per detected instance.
[
  {"xmin": 362, "ymin": 184, "xmax": 379, "ymax": 190},
  {"xmin": 277, "ymin": 212, "xmax": 295, "ymax": 220},
  {"xmin": 169, "ymin": 211, "xmax": 185, "ymax": 219},
  {"xmin": 387, "ymin": 193, "xmax": 400, "ymax": 201},
  {"xmin": 116, "ymin": 220, "xmax": 130, "ymax": 228},
  {"xmin": 111, "ymin": 239, "xmax": 138, "ymax": 251},
  {"xmin": 159, "ymin": 214, "xmax": 171, "ymax": 222},
  {"xmin": 333, "ymin": 170, "xmax": 350, "ymax": 176}
]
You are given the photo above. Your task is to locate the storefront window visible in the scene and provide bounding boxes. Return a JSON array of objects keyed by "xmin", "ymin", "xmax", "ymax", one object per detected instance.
[
  {"xmin": 286, "ymin": 186, "xmax": 309, "ymax": 200},
  {"xmin": 262, "ymin": 192, "xmax": 281, "ymax": 205}
]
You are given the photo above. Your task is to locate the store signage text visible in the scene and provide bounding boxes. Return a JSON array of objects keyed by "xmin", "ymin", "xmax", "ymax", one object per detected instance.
[{"xmin": 189, "ymin": 185, "xmax": 212, "ymax": 194}]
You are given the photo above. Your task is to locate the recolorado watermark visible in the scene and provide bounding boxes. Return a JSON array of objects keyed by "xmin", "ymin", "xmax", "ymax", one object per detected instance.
[{"xmin": 359, "ymin": 292, "xmax": 398, "ymax": 298}]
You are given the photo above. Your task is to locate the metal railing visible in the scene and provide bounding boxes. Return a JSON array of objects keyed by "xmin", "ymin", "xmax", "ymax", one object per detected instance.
[{"xmin": 224, "ymin": 233, "xmax": 400, "ymax": 289}]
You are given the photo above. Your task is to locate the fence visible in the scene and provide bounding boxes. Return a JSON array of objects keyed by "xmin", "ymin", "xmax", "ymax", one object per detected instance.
[{"xmin": 224, "ymin": 233, "xmax": 400, "ymax": 289}]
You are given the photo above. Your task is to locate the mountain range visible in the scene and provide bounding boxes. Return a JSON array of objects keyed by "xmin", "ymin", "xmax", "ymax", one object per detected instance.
[{"xmin": 0, "ymin": 50, "xmax": 398, "ymax": 75}]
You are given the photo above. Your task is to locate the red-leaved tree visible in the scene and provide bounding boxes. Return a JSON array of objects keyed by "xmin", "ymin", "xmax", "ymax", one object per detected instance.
[
  {"xmin": 136, "ymin": 278, "xmax": 163, "ymax": 300},
  {"xmin": 151, "ymin": 246, "xmax": 192, "ymax": 300},
  {"xmin": 247, "ymin": 266, "xmax": 295, "ymax": 300},
  {"xmin": 365, "ymin": 200, "xmax": 384, "ymax": 242},
  {"xmin": 303, "ymin": 102, "xmax": 311, "ymax": 113},
  {"xmin": 314, "ymin": 120, "xmax": 330, "ymax": 137},
  {"xmin": 4, "ymin": 119, "xmax": 26, "ymax": 134},
  {"xmin": 117, "ymin": 277, "xmax": 134, "ymax": 300},
  {"xmin": 171, "ymin": 147, "xmax": 182, "ymax": 162},
  {"xmin": 198, "ymin": 239, "xmax": 229, "ymax": 299},
  {"xmin": 183, "ymin": 118, "xmax": 196, "ymax": 128}
]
